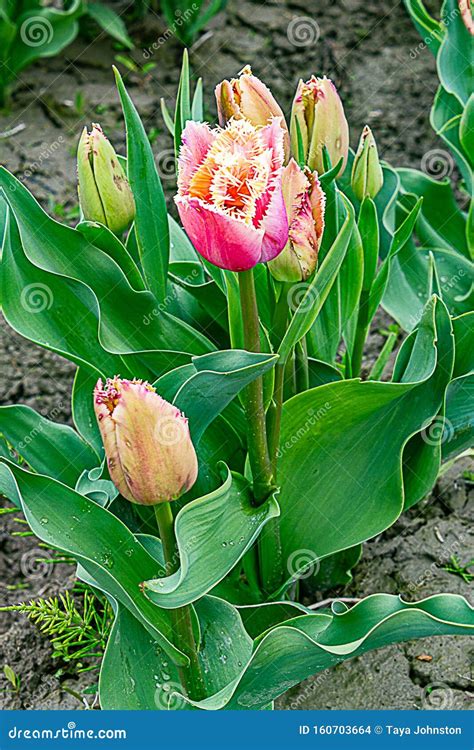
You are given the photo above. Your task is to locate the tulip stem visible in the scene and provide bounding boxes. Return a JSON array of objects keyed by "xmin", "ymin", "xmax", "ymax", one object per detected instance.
[
  {"xmin": 238, "ymin": 269, "xmax": 275, "ymax": 503},
  {"xmin": 154, "ymin": 503, "xmax": 206, "ymax": 702},
  {"xmin": 351, "ymin": 290, "xmax": 370, "ymax": 378}
]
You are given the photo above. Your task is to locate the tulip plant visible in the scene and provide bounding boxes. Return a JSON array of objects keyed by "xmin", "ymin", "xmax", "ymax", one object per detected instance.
[{"xmin": 0, "ymin": 52, "xmax": 473, "ymax": 711}]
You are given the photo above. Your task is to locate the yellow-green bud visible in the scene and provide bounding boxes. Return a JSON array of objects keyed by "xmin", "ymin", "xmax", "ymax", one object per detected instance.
[
  {"xmin": 351, "ymin": 125, "xmax": 383, "ymax": 201},
  {"xmin": 77, "ymin": 124, "xmax": 135, "ymax": 235}
]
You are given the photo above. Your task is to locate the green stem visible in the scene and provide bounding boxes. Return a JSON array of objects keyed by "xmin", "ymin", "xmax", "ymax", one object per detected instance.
[
  {"xmin": 295, "ymin": 337, "xmax": 309, "ymax": 393},
  {"xmin": 238, "ymin": 269, "xmax": 274, "ymax": 503},
  {"xmin": 154, "ymin": 503, "xmax": 205, "ymax": 701},
  {"xmin": 238, "ymin": 269, "xmax": 283, "ymax": 597},
  {"xmin": 351, "ymin": 289, "xmax": 370, "ymax": 378},
  {"xmin": 268, "ymin": 363, "xmax": 285, "ymax": 476}
]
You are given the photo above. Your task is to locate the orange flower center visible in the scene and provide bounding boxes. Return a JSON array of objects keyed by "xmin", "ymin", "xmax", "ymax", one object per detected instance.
[{"xmin": 188, "ymin": 120, "xmax": 272, "ymax": 224}]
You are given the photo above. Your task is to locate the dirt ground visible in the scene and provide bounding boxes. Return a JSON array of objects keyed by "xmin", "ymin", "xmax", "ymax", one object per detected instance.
[{"xmin": 0, "ymin": 0, "xmax": 472, "ymax": 711}]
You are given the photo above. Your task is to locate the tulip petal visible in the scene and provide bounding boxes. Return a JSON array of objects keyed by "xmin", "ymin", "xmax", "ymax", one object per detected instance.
[
  {"xmin": 178, "ymin": 121, "xmax": 215, "ymax": 194},
  {"xmin": 175, "ymin": 196, "xmax": 264, "ymax": 271}
]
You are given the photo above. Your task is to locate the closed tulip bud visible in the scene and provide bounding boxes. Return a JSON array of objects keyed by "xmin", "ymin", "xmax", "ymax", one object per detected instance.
[
  {"xmin": 77, "ymin": 124, "xmax": 135, "ymax": 235},
  {"xmin": 351, "ymin": 125, "xmax": 383, "ymax": 201},
  {"xmin": 215, "ymin": 66, "xmax": 290, "ymax": 159},
  {"xmin": 459, "ymin": 0, "xmax": 474, "ymax": 34},
  {"xmin": 94, "ymin": 377, "xmax": 198, "ymax": 505},
  {"xmin": 268, "ymin": 158, "xmax": 325, "ymax": 282},
  {"xmin": 291, "ymin": 76, "xmax": 349, "ymax": 177}
]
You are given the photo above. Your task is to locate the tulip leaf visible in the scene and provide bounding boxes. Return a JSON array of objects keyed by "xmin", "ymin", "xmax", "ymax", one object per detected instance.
[
  {"xmin": 403, "ymin": 0, "xmax": 443, "ymax": 55},
  {"xmin": 0, "ymin": 405, "xmax": 98, "ymax": 486},
  {"xmin": 0, "ymin": 169, "xmax": 212, "ymax": 361},
  {"xmin": 100, "ymin": 596, "xmax": 253, "ymax": 710},
  {"xmin": 154, "ymin": 350, "xmax": 278, "ymax": 443},
  {"xmin": 1, "ymin": 209, "xmax": 121, "ymax": 377},
  {"xmin": 114, "ymin": 68, "xmax": 170, "ymax": 303},
  {"xmin": 76, "ymin": 221, "xmax": 145, "ymax": 291},
  {"xmin": 184, "ymin": 594, "xmax": 473, "ymax": 710},
  {"xmin": 0, "ymin": 460, "xmax": 188, "ymax": 667},
  {"xmin": 276, "ymin": 297, "xmax": 453, "ymax": 591},
  {"xmin": 278, "ymin": 197, "xmax": 354, "ymax": 364},
  {"xmin": 142, "ymin": 467, "xmax": 280, "ymax": 608},
  {"xmin": 438, "ymin": 0, "xmax": 472, "ymax": 106}
]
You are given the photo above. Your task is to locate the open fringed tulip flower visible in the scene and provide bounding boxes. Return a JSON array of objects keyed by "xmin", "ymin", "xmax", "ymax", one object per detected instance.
[
  {"xmin": 291, "ymin": 76, "xmax": 349, "ymax": 177},
  {"xmin": 268, "ymin": 158, "xmax": 325, "ymax": 282},
  {"xmin": 215, "ymin": 66, "xmax": 290, "ymax": 159},
  {"xmin": 94, "ymin": 378, "xmax": 198, "ymax": 505},
  {"xmin": 77, "ymin": 124, "xmax": 135, "ymax": 235},
  {"xmin": 175, "ymin": 118, "xmax": 289, "ymax": 271}
]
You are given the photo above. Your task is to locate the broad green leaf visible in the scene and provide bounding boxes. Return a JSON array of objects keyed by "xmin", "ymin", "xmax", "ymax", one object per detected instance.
[
  {"xmin": 278, "ymin": 198, "xmax": 354, "ymax": 364},
  {"xmin": 71, "ymin": 366, "xmax": 104, "ymax": 455},
  {"xmin": 0, "ymin": 460, "xmax": 187, "ymax": 666},
  {"xmin": 114, "ymin": 68, "xmax": 170, "ymax": 303},
  {"xmin": 443, "ymin": 374, "xmax": 474, "ymax": 459},
  {"xmin": 183, "ymin": 594, "xmax": 474, "ymax": 710},
  {"xmin": 438, "ymin": 0, "xmax": 473, "ymax": 105},
  {"xmin": 277, "ymin": 297, "xmax": 453, "ymax": 590},
  {"xmin": 431, "ymin": 85, "xmax": 472, "ymax": 192},
  {"xmin": 398, "ymin": 168, "xmax": 469, "ymax": 256},
  {"xmin": 0, "ymin": 405, "xmax": 98, "ymax": 485},
  {"xmin": 100, "ymin": 595, "xmax": 252, "ymax": 710},
  {"xmin": 76, "ymin": 221, "xmax": 145, "ymax": 291},
  {"xmin": 1, "ymin": 209, "xmax": 121, "ymax": 376},
  {"xmin": 403, "ymin": 0, "xmax": 443, "ymax": 55},
  {"xmin": 0, "ymin": 169, "xmax": 212, "ymax": 359},
  {"xmin": 155, "ymin": 350, "xmax": 278, "ymax": 443},
  {"xmin": 143, "ymin": 468, "xmax": 279, "ymax": 608}
]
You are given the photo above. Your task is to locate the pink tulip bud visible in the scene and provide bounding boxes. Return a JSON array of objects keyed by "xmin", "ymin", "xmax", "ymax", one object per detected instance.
[
  {"xmin": 215, "ymin": 66, "xmax": 290, "ymax": 159},
  {"xmin": 268, "ymin": 159, "xmax": 325, "ymax": 282},
  {"xmin": 94, "ymin": 377, "xmax": 198, "ymax": 505},
  {"xmin": 291, "ymin": 76, "xmax": 349, "ymax": 177},
  {"xmin": 175, "ymin": 118, "xmax": 289, "ymax": 271}
]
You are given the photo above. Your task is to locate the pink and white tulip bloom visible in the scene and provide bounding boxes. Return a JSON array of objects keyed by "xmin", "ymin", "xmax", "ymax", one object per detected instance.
[
  {"xmin": 215, "ymin": 66, "xmax": 290, "ymax": 159},
  {"xmin": 175, "ymin": 117, "xmax": 289, "ymax": 272},
  {"xmin": 94, "ymin": 377, "xmax": 198, "ymax": 505},
  {"xmin": 268, "ymin": 159, "xmax": 325, "ymax": 282}
]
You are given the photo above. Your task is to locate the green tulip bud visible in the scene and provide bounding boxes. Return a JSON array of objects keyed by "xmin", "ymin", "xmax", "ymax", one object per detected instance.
[
  {"xmin": 77, "ymin": 124, "xmax": 135, "ymax": 235},
  {"xmin": 351, "ymin": 125, "xmax": 383, "ymax": 201}
]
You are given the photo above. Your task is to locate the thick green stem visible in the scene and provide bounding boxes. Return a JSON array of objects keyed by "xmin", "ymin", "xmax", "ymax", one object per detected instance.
[
  {"xmin": 154, "ymin": 503, "xmax": 205, "ymax": 701},
  {"xmin": 238, "ymin": 269, "xmax": 283, "ymax": 596},
  {"xmin": 238, "ymin": 269, "xmax": 274, "ymax": 503},
  {"xmin": 268, "ymin": 363, "xmax": 285, "ymax": 476},
  {"xmin": 351, "ymin": 290, "xmax": 370, "ymax": 378}
]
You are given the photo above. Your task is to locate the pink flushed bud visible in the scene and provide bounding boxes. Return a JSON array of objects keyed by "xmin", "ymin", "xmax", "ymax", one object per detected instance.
[
  {"xmin": 94, "ymin": 377, "xmax": 198, "ymax": 505},
  {"xmin": 175, "ymin": 118, "xmax": 289, "ymax": 271},
  {"xmin": 459, "ymin": 0, "xmax": 474, "ymax": 34},
  {"xmin": 268, "ymin": 159, "xmax": 325, "ymax": 282},
  {"xmin": 215, "ymin": 66, "xmax": 290, "ymax": 160},
  {"xmin": 291, "ymin": 76, "xmax": 349, "ymax": 177}
]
